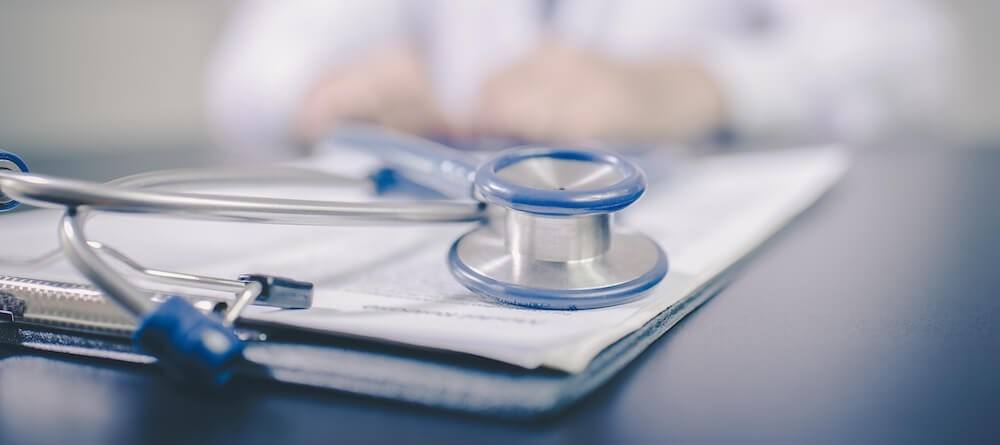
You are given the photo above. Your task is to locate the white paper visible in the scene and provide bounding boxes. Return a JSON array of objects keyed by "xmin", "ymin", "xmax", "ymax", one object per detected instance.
[{"xmin": 0, "ymin": 146, "xmax": 848, "ymax": 373}]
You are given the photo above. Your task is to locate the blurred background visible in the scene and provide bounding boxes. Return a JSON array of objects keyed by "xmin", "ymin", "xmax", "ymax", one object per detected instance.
[{"xmin": 0, "ymin": 0, "xmax": 997, "ymax": 175}]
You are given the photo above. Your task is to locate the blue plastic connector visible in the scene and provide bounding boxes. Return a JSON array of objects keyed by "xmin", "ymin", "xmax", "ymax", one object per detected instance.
[
  {"xmin": 367, "ymin": 167, "xmax": 445, "ymax": 198},
  {"xmin": 0, "ymin": 150, "xmax": 29, "ymax": 212},
  {"xmin": 135, "ymin": 296, "xmax": 244, "ymax": 385}
]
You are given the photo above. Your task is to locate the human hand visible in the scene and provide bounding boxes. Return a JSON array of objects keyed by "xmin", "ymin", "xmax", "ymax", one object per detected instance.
[
  {"xmin": 473, "ymin": 42, "xmax": 725, "ymax": 145},
  {"xmin": 294, "ymin": 44, "xmax": 448, "ymax": 144}
]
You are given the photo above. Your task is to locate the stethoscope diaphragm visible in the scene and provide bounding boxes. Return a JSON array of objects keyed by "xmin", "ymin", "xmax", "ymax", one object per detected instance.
[{"xmin": 448, "ymin": 147, "xmax": 668, "ymax": 310}]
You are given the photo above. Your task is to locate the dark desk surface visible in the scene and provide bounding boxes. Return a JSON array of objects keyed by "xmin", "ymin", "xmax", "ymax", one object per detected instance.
[{"xmin": 1, "ymin": 148, "xmax": 998, "ymax": 444}]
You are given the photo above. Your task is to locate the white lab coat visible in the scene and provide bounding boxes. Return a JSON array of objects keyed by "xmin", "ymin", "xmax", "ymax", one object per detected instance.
[{"xmin": 207, "ymin": 0, "xmax": 957, "ymax": 159}]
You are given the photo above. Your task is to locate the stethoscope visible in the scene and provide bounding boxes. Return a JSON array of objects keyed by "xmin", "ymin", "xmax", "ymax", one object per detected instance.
[{"xmin": 0, "ymin": 126, "xmax": 667, "ymax": 383}]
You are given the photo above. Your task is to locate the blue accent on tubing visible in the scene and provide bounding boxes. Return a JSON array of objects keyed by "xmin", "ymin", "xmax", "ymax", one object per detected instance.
[
  {"xmin": 474, "ymin": 147, "xmax": 646, "ymax": 216},
  {"xmin": 367, "ymin": 167, "xmax": 450, "ymax": 199},
  {"xmin": 0, "ymin": 150, "xmax": 29, "ymax": 212},
  {"xmin": 330, "ymin": 126, "xmax": 478, "ymax": 198},
  {"xmin": 447, "ymin": 236, "xmax": 668, "ymax": 310},
  {"xmin": 135, "ymin": 296, "xmax": 244, "ymax": 385}
]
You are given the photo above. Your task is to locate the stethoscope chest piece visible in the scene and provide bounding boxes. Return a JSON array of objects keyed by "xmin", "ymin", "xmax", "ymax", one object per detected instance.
[{"xmin": 449, "ymin": 147, "xmax": 668, "ymax": 310}]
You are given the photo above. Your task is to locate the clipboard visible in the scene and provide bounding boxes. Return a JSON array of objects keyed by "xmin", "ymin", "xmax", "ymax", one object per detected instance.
[
  {"xmin": 1, "ymin": 269, "xmax": 732, "ymax": 419},
  {"xmin": 0, "ymin": 146, "xmax": 847, "ymax": 418}
]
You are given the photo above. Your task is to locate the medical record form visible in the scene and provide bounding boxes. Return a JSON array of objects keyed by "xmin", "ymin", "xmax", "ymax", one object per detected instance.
[{"xmin": 1, "ymin": 146, "xmax": 848, "ymax": 374}]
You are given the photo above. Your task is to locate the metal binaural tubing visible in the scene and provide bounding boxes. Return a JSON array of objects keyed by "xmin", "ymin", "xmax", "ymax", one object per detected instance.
[
  {"xmin": 106, "ymin": 165, "xmax": 371, "ymax": 189},
  {"xmin": 505, "ymin": 211, "xmax": 611, "ymax": 262},
  {"xmin": 0, "ymin": 148, "xmax": 484, "ymax": 328},
  {"xmin": 0, "ymin": 166, "xmax": 374, "ymax": 268},
  {"xmin": 87, "ymin": 240, "xmax": 246, "ymax": 293},
  {"xmin": 223, "ymin": 280, "xmax": 262, "ymax": 326},
  {"xmin": 0, "ymin": 171, "xmax": 485, "ymax": 225},
  {"xmin": 59, "ymin": 209, "xmax": 156, "ymax": 317},
  {"xmin": 63, "ymin": 209, "xmax": 266, "ymax": 321}
]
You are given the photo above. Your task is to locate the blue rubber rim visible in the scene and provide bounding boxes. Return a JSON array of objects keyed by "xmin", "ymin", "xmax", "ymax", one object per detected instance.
[
  {"xmin": 447, "ymin": 235, "xmax": 668, "ymax": 310},
  {"xmin": 473, "ymin": 147, "xmax": 646, "ymax": 216},
  {"xmin": 0, "ymin": 150, "xmax": 28, "ymax": 212}
]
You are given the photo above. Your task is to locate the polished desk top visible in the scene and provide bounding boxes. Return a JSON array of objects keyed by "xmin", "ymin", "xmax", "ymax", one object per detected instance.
[{"xmin": 1, "ymin": 147, "xmax": 998, "ymax": 444}]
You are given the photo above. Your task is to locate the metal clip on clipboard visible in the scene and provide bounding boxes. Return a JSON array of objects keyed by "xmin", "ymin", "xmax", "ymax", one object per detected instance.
[{"xmin": 0, "ymin": 267, "xmax": 313, "ymax": 384}]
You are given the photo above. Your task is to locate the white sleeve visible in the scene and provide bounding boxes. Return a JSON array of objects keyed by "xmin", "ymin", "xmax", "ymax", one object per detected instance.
[
  {"xmin": 205, "ymin": 0, "xmax": 407, "ymax": 161},
  {"xmin": 704, "ymin": 0, "xmax": 960, "ymax": 144}
]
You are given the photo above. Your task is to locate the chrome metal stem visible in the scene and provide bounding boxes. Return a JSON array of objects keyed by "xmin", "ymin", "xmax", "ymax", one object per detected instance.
[
  {"xmin": 88, "ymin": 241, "xmax": 246, "ymax": 293},
  {"xmin": 59, "ymin": 209, "xmax": 156, "ymax": 317},
  {"xmin": 505, "ymin": 211, "xmax": 611, "ymax": 262},
  {"xmin": 223, "ymin": 280, "xmax": 262, "ymax": 326}
]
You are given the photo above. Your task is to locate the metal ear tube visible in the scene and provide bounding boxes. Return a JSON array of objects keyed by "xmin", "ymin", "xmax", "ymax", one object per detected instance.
[
  {"xmin": 0, "ymin": 150, "xmax": 315, "ymax": 385},
  {"xmin": 60, "ymin": 209, "xmax": 246, "ymax": 384}
]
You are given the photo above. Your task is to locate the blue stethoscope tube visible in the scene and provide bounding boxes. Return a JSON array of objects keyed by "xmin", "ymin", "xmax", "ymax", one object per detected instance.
[{"xmin": 332, "ymin": 125, "xmax": 479, "ymax": 199}]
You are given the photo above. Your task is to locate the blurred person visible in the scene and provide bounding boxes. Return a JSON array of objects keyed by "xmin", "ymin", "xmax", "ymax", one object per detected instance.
[{"xmin": 207, "ymin": 0, "xmax": 957, "ymax": 160}]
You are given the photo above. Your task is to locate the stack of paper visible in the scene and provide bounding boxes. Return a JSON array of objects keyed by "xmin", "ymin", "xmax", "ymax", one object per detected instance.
[{"xmin": 0, "ymin": 146, "xmax": 848, "ymax": 373}]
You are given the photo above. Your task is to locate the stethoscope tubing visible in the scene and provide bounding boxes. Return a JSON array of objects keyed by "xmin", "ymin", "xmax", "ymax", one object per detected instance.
[
  {"xmin": 0, "ymin": 156, "xmax": 482, "ymax": 320},
  {"xmin": 0, "ymin": 170, "xmax": 485, "ymax": 225},
  {"xmin": 60, "ymin": 208, "xmax": 156, "ymax": 316},
  {"xmin": 0, "ymin": 135, "xmax": 670, "ymax": 384},
  {"xmin": 330, "ymin": 124, "xmax": 479, "ymax": 199}
]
